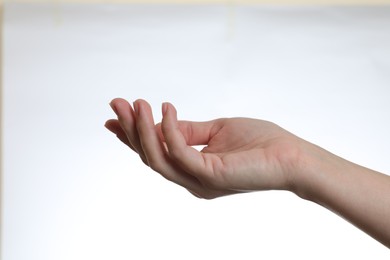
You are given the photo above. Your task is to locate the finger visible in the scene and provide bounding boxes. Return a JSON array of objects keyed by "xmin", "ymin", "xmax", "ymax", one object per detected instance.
[
  {"xmin": 134, "ymin": 99, "xmax": 207, "ymax": 192},
  {"xmin": 105, "ymin": 119, "xmax": 135, "ymax": 150},
  {"xmin": 161, "ymin": 102, "xmax": 219, "ymax": 182},
  {"xmin": 156, "ymin": 119, "xmax": 218, "ymax": 146},
  {"xmin": 110, "ymin": 98, "xmax": 147, "ymax": 162}
]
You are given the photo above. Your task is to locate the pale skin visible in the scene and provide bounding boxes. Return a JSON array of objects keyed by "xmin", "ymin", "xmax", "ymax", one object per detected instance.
[{"xmin": 105, "ymin": 98, "xmax": 390, "ymax": 248}]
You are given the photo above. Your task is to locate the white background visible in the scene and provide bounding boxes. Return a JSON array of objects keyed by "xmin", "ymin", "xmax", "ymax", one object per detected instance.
[{"xmin": 3, "ymin": 4, "xmax": 390, "ymax": 259}]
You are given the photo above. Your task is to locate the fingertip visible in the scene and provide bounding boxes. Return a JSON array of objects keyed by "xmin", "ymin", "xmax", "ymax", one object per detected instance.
[
  {"xmin": 104, "ymin": 120, "xmax": 112, "ymax": 130},
  {"xmin": 162, "ymin": 102, "xmax": 169, "ymax": 116},
  {"xmin": 110, "ymin": 98, "xmax": 133, "ymax": 116},
  {"xmin": 134, "ymin": 99, "xmax": 154, "ymax": 116},
  {"xmin": 110, "ymin": 97, "xmax": 121, "ymax": 103},
  {"xmin": 104, "ymin": 119, "xmax": 119, "ymax": 133},
  {"xmin": 133, "ymin": 99, "xmax": 149, "ymax": 108},
  {"xmin": 133, "ymin": 100, "xmax": 139, "ymax": 116},
  {"xmin": 109, "ymin": 100, "xmax": 118, "ymax": 115},
  {"xmin": 162, "ymin": 102, "xmax": 178, "ymax": 125},
  {"xmin": 110, "ymin": 97, "xmax": 127, "ymax": 107},
  {"xmin": 109, "ymin": 98, "xmax": 119, "ymax": 105}
]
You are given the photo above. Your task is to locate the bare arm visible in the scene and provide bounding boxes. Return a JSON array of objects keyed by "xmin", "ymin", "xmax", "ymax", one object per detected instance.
[
  {"xmin": 295, "ymin": 143, "xmax": 390, "ymax": 247},
  {"xmin": 105, "ymin": 98, "xmax": 390, "ymax": 248}
]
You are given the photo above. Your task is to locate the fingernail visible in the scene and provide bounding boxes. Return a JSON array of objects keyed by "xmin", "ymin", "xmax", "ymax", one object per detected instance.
[
  {"xmin": 162, "ymin": 102, "xmax": 168, "ymax": 116},
  {"xmin": 133, "ymin": 101, "xmax": 139, "ymax": 116},
  {"xmin": 110, "ymin": 101, "xmax": 118, "ymax": 115}
]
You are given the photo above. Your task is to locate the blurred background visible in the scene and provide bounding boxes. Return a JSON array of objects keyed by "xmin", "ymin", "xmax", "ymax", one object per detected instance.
[{"xmin": 2, "ymin": 1, "xmax": 390, "ymax": 259}]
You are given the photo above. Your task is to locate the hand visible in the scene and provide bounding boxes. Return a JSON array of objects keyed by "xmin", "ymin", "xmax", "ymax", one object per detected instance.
[
  {"xmin": 105, "ymin": 98, "xmax": 303, "ymax": 199},
  {"xmin": 106, "ymin": 98, "xmax": 390, "ymax": 247}
]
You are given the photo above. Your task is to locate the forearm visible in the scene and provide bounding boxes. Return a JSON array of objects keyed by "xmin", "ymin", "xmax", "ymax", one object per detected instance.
[{"xmin": 294, "ymin": 141, "xmax": 390, "ymax": 248}]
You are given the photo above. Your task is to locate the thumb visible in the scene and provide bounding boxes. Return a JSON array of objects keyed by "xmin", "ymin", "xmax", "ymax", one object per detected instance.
[
  {"xmin": 157, "ymin": 104, "xmax": 217, "ymax": 146},
  {"xmin": 161, "ymin": 102, "xmax": 210, "ymax": 176}
]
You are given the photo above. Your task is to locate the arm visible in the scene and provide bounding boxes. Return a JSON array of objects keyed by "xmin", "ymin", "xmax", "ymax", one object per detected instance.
[
  {"xmin": 295, "ymin": 143, "xmax": 390, "ymax": 248},
  {"xmin": 105, "ymin": 98, "xmax": 390, "ymax": 248}
]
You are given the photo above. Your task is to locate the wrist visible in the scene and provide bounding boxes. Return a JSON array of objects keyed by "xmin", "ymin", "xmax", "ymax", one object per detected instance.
[{"xmin": 288, "ymin": 139, "xmax": 343, "ymax": 202}]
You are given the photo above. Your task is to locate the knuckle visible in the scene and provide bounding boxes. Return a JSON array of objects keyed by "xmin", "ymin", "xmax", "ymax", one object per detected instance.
[
  {"xmin": 147, "ymin": 158, "xmax": 163, "ymax": 172},
  {"xmin": 140, "ymin": 155, "xmax": 149, "ymax": 166}
]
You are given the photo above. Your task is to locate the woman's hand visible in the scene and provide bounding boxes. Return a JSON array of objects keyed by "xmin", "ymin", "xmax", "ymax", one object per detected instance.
[
  {"xmin": 105, "ymin": 98, "xmax": 304, "ymax": 199},
  {"xmin": 106, "ymin": 98, "xmax": 390, "ymax": 247}
]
